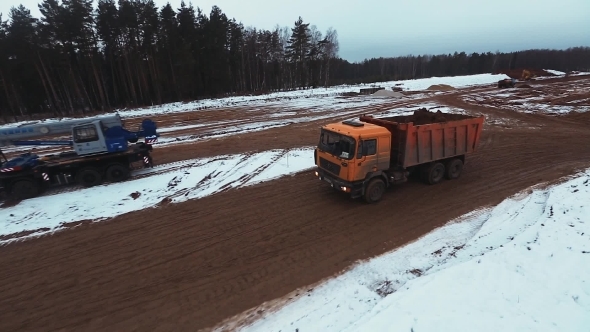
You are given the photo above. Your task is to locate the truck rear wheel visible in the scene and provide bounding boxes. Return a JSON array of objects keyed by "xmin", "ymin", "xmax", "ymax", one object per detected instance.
[
  {"xmin": 10, "ymin": 179, "xmax": 40, "ymax": 200},
  {"xmin": 423, "ymin": 162, "xmax": 445, "ymax": 185},
  {"xmin": 445, "ymin": 158, "xmax": 463, "ymax": 180},
  {"xmin": 364, "ymin": 178, "xmax": 385, "ymax": 203},
  {"xmin": 106, "ymin": 163, "xmax": 130, "ymax": 182},
  {"xmin": 76, "ymin": 167, "xmax": 103, "ymax": 187}
]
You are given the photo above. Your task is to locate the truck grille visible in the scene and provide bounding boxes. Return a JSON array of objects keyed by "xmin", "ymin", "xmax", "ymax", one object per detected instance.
[{"xmin": 319, "ymin": 157, "xmax": 341, "ymax": 175}]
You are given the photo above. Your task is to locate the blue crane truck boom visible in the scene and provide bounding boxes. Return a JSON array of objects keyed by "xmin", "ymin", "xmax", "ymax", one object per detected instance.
[{"xmin": 0, "ymin": 114, "xmax": 160, "ymax": 200}]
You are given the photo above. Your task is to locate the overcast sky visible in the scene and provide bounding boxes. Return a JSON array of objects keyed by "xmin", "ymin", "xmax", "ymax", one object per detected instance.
[{"xmin": 1, "ymin": 0, "xmax": 589, "ymax": 62}]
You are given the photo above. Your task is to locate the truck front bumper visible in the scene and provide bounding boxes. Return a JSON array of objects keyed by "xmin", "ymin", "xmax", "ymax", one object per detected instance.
[{"xmin": 314, "ymin": 168, "xmax": 364, "ymax": 199}]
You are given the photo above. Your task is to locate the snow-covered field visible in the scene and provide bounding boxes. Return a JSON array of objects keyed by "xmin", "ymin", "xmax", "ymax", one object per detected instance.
[
  {"xmin": 0, "ymin": 147, "xmax": 315, "ymax": 244},
  {"xmin": 221, "ymin": 169, "xmax": 590, "ymax": 332},
  {"xmin": 0, "ymin": 73, "xmax": 509, "ymax": 129},
  {"xmin": 115, "ymin": 73, "xmax": 510, "ymax": 118}
]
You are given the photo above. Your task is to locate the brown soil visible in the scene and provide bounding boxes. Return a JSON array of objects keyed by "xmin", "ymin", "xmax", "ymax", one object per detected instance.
[
  {"xmin": 426, "ymin": 84, "xmax": 455, "ymax": 91},
  {"xmin": 1, "ymin": 75, "xmax": 590, "ymax": 332},
  {"xmin": 496, "ymin": 68, "xmax": 557, "ymax": 79}
]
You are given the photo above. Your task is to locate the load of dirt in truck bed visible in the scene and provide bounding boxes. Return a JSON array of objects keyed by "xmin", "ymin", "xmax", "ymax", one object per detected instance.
[{"xmin": 381, "ymin": 108, "xmax": 472, "ymax": 125}]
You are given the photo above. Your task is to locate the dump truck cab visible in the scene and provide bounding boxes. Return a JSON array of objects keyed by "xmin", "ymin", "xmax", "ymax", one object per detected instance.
[{"xmin": 314, "ymin": 120, "xmax": 393, "ymax": 199}]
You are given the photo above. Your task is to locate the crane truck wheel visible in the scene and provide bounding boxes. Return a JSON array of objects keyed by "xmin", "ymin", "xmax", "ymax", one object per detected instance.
[
  {"xmin": 76, "ymin": 167, "xmax": 103, "ymax": 187},
  {"xmin": 364, "ymin": 178, "xmax": 386, "ymax": 203},
  {"xmin": 445, "ymin": 158, "xmax": 463, "ymax": 180},
  {"xmin": 9, "ymin": 178, "xmax": 40, "ymax": 200},
  {"xmin": 106, "ymin": 163, "xmax": 130, "ymax": 182},
  {"xmin": 423, "ymin": 162, "xmax": 445, "ymax": 185}
]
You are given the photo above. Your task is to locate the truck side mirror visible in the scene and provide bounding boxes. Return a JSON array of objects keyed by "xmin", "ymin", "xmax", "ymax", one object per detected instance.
[{"xmin": 356, "ymin": 140, "xmax": 363, "ymax": 159}]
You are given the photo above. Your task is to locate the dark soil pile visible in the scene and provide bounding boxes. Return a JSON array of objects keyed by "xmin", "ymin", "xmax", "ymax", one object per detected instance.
[
  {"xmin": 426, "ymin": 84, "xmax": 455, "ymax": 91},
  {"xmin": 380, "ymin": 108, "xmax": 472, "ymax": 125},
  {"xmin": 496, "ymin": 68, "xmax": 556, "ymax": 79},
  {"xmin": 411, "ymin": 108, "xmax": 450, "ymax": 124}
]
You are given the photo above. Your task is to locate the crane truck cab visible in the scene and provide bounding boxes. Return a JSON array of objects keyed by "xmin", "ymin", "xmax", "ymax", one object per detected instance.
[
  {"xmin": 314, "ymin": 119, "xmax": 396, "ymax": 203},
  {"xmin": 71, "ymin": 118, "xmax": 158, "ymax": 155}
]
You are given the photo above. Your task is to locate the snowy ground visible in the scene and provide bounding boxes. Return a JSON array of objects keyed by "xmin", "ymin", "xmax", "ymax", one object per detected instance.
[
  {"xmin": 219, "ymin": 169, "xmax": 590, "ymax": 332},
  {"xmin": 0, "ymin": 147, "xmax": 315, "ymax": 244},
  {"xmin": 114, "ymin": 73, "xmax": 510, "ymax": 118},
  {"xmin": 0, "ymin": 73, "xmax": 509, "ymax": 129}
]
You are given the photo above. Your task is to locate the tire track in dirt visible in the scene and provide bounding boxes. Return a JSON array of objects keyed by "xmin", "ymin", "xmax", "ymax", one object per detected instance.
[{"xmin": 0, "ymin": 156, "xmax": 232, "ymax": 204}]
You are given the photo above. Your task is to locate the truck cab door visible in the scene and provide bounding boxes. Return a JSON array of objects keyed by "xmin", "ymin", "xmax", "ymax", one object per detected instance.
[
  {"xmin": 353, "ymin": 138, "xmax": 378, "ymax": 181},
  {"xmin": 72, "ymin": 123, "xmax": 108, "ymax": 155}
]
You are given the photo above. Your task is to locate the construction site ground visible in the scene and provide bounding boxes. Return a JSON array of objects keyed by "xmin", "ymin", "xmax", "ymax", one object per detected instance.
[{"xmin": 1, "ymin": 75, "xmax": 590, "ymax": 331}]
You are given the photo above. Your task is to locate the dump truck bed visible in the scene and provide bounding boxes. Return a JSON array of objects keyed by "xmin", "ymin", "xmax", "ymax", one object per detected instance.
[{"xmin": 359, "ymin": 110, "xmax": 484, "ymax": 168}]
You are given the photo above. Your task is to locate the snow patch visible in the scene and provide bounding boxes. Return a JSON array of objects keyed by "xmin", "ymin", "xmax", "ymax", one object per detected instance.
[
  {"xmin": 544, "ymin": 69, "xmax": 566, "ymax": 76},
  {"xmin": 0, "ymin": 147, "xmax": 316, "ymax": 244}
]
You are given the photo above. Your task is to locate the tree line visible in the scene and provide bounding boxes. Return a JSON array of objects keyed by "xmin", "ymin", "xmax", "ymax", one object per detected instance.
[
  {"xmin": 0, "ymin": 0, "xmax": 340, "ymax": 121},
  {"xmin": 0, "ymin": 0, "xmax": 589, "ymax": 121},
  {"xmin": 329, "ymin": 47, "xmax": 590, "ymax": 85}
]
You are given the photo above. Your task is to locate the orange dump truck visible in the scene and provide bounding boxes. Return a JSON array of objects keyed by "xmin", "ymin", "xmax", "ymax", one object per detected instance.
[{"xmin": 313, "ymin": 109, "xmax": 484, "ymax": 203}]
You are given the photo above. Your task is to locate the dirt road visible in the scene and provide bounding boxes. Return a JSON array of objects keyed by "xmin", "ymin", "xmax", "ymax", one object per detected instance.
[{"xmin": 1, "ymin": 77, "xmax": 590, "ymax": 332}]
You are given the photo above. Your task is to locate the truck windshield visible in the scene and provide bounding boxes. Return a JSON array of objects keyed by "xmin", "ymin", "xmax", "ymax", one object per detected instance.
[{"xmin": 318, "ymin": 129, "xmax": 356, "ymax": 160}]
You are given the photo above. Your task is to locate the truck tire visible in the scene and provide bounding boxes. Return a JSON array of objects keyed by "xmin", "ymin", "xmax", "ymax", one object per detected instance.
[
  {"xmin": 9, "ymin": 178, "xmax": 40, "ymax": 200},
  {"xmin": 364, "ymin": 178, "xmax": 386, "ymax": 203},
  {"xmin": 423, "ymin": 162, "xmax": 445, "ymax": 185},
  {"xmin": 76, "ymin": 167, "xmax": 103, "ymax": 187},
  {"xmin": 445, "ymin": 158, "xmax": 464, "ymax": 180},
  {"xmin": 106, "ymin": 163, "xmax": 130, "ymax": 182}
]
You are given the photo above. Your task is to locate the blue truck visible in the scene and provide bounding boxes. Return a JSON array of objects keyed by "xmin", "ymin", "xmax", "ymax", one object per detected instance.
[{"xmin": 0, "ymin": 114, "xmax": 159, "ymax": 200}]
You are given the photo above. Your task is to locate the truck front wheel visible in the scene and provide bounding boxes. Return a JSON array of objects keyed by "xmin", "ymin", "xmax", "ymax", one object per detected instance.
[
  {"xmin": 364, "ymin": 178, "xmax": 386, "ymax": 203},
  {"xmin": 10, "ymin": 179, "xmax": 40, "ymax": 200}
]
